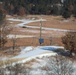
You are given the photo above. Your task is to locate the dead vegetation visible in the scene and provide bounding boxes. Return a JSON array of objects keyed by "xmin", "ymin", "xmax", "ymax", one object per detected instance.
[
  {"xmin": 0, "ymin": 15, "xmax": 76, "ymax": 57},
  {"xmin": 0, "ymin": 58, "xmax": 24, "ymax": 67}
]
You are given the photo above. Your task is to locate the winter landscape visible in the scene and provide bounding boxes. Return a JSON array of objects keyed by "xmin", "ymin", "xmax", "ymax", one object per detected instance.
[{"xmin": 0, "ymin": 0, "xmax": 76, "ymax": 75}]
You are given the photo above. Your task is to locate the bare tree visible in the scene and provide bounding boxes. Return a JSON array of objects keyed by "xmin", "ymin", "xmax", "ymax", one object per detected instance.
[
  {"xmin": 0, "ymin": 8, "xmax": 12, "ymax": 50},
  {"xmin": 0, "ymin": 56, "xmax": 75, "ymax": 75},
  {"xmin": 49, "ymin": 36, "xmax": 53, "ymax": 45},
  {"xmin": 62, "ymin": 32, "xmax": 76, "ymax": 56},
  {"xmin": 18, "ymin": 6, "xmax": 26, "ymax": 16},
  {"xmin": 46, "ymin": 55, "xmax": 74, "ymax": 75},
  {"xmin": 5, "ymin": 63, "xmax": 27, "ymax": 75},
  {"xmin": 11, "ymin": 34, "xmax": 17, "ymax": 52},
  {"xmin": 0, "ymin": 21, "xmax": 12, "ymax": 50},
  {"xmin": 0, "ymin": 67, "xmax": 5, "ymax": 75}
]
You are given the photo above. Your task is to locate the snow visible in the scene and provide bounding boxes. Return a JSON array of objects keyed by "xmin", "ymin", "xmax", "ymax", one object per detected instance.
[
  {"xmin": 1, "ymin": 46, "xmax": 76, "ymax": 75},
  {"xmin": 39, "ymin": 46, "xmax": 64, "ymax": 51},
  {"xmin": 2, "ymin": 17, "xmax": 76, "ymax": 75},
  {"xmin": 8, "ymin": 18, "xmax": 46, "ymax": 27},
  {"xmin": 26, "ymin": 25, "xmax": 76, "ymax": 32},
  {"xmin": 8, "ymin": 18, "xmax": 76, "ymax": 32},
  {"xmin": 3, "ymin": 46, "xmax": 58, "ymax": 67},
  {"xmin": 62, "ymin": 20, "xmax": 70, "ymax": 22},
  {"xmin": 0, "ymin": 57, "xmax": 8, "ymax": 60},
  {"xmin": 18, "ymin": 53, "xmax": 57, "ymax": 64},
  {"xmin": 10, "ymin": 46, "xmax": 64, "ymax": 64},
  {"xmin": 13, "ymin": 46, "xmax": 61, "ymax": 59},
  {"xmin": 10, "ymin": 22, "xmax": 13, "ymax": 23},
  {"xmin": 6, "ymin": 18, "xmax": 74, "ymax": 64},
  {"xmin": 21, "ymin": 46, "xmax": 34, "ymax": 54},
  {"xmin": 7, "ymin": 34, "xmax": 34, "ymax": 39},
  {"xmin": 20, "ymin": 29, "xmax": 46, "ymax": 33},
  {"xmin": 29, "ymin": 69, "xmax": 47, "ymax": 75}
]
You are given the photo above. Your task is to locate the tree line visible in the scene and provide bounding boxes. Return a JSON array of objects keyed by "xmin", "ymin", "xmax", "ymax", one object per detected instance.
[{"xmin": 0, "ymin": 0, "xmax": 76, "ymax": 18}]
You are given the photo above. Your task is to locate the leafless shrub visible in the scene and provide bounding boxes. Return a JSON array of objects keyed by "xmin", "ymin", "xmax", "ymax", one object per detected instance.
[
  {"xmin": 46, "ymin": 55, "xmax": 75, "ymax": 75},
  {"xmin": 62, "ymin": 32, "xmax": 76, "ymax": 56}
]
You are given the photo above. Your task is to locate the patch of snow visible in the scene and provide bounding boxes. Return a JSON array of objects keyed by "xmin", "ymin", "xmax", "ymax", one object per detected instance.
[
  {"xmin": 7, "ymin": 34, "xmax": 34, "ymax": 39},
  {"xmin": 29, "ymin": 69, "xmax": 47, "ymax": 75},
  {"xmin": 16, "ymin": 19, "xmax": 45, "ymax": 27},
  {"xmin": 39, "ymin": 46, "xmax": 64, "ymax": 51},
  {"xmin": 0, "ymin": 57, "xmax": 8, "ymax": 61},
  {"xmin": 62, "ymin": 20, "xmax": 70, "ymax": 22},
  {"xmin": 11, "ymin": 46, "xmax": 64, "ymax": 63},
  {"xmin": 10, "ymin": 22, "xmax": 13, "ymax": 23},
  {"xmin": 13, "ymin": 46, "xmax": 60, "ymax": 59},
  {"xmin": 8, "ymin": 18, "xmax": 76, "ymax": 32},
  {"xmin": 11, "ymin": 46, "xmax": 67, "ymax": 65},
  {"xmin": 16, "ymin": 53, "xmax": 57, "ymax": 64},
  {"xmin": 20, "ymin": 29, "xmax": 46, "ymax": 33},
  {"xmin": 8, "ymin": 18, "xmax": 46, "ymax": 27},
  {"xmin": 21, "ymin": 46, "xmax": 34, "ymax": 54},
  {"xmin": 26, "ymin": 25, "xmax": 76, "ymax": 32}
]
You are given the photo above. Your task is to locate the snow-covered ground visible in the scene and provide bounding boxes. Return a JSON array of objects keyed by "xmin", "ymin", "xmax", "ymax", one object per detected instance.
[
  {"xmin": 5, "ymin": 17, "xmax": 73, "ymax": 64},
  {"xmin": 7, "ymin": 34, "xmax": 35, "ymax": 39},
  {"xmin": 8, "ymin": 18, "xmax": 46, "ymax": 27},
  {"xmin": 6, "ymin": 17, "xmax": 65, "ymax": 64},
  {"xmin": 1, "ymin": 16, "xmax": 75, "ymax": 75},
  {"xmin": 13, "ymin": 46, "xmax": 64, "ymax": 58},
  {"xmin": 26, "ymin": 25, "xmax": 76, "ymax": 32},
  {"xmin": 20, "ymin": 29, "xmax": 46, "ymax": 33},
  {"xmin": 8, "ymin": 18, "xmax": 76, "ymax": 32},
  {"xmin": 9, "ymin": 46, "xmax": 64, "ymax": 64},
  {"xmin": 0, "ymin": 46, "xmax": 65, "ymax": 69},
  {"xmin": 7, "ymin": 17, "xmax": 76, "ymax": 40}
]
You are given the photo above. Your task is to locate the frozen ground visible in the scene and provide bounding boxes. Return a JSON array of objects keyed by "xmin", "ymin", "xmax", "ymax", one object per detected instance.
[
  {"xmin": 8, "ymin": 18, "xmax": 46, "ymax": 27},
  {"xmin": 3, "ymin": 45, "xmax": 76, "ymax": 75},
  {"xmin": 0, "ymin": 46, "xmax": 65, "ymax": 68},
  {"xmin": 7, "ymin": 34, "xmax": 35, "ymax": 39},
  {"xmin": 7, "ymin": 17, "xmax": 76, "ymax": 40},
  {"xmin": 20, "ymin": 29, "xmax": 46, "ymax": 33},
  {"xmin": 2, "ymin": 16, "xmax": 75, "ymax": 75},
  {"xmin": 13, "ymin": 46, "xmax": 62, "ymax": 59},
  {"xmin": 6, "ymin": 17, "xmax": 72, "ymax": 63},
  {"xmin": 8, "ymin": 18, "xmax": 76, "ymax": 32},
  {"xmin": 10, "ymin": 46, "xmax": 64, "ymax": 64}
]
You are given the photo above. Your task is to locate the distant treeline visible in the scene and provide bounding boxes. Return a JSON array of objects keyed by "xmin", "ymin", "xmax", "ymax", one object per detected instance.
[{"xmin": 0, "ymin": 0, "xmax": 76, "ymax": 18}]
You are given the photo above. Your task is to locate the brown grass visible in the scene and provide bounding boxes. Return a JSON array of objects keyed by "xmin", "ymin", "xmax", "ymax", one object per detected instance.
[
  {"xmin": 0, "ymin": 58, "xmax": 24, "ymax": 66},
  {"xmin": 28, "ymin": 15, "xmax": 76, "ymax": 30},
  {"xmin": 6, "ymin": 15, "xmax": 74, "ymax": 47},
  {"xmin": 1, "ymin": 15, "xmax": 74, "ymax": 56}
]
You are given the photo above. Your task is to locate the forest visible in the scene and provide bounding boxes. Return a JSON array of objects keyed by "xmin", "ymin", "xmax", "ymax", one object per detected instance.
[{"xmin": 0, "ymin": 0, "xmax": 76, "ymax": 18}]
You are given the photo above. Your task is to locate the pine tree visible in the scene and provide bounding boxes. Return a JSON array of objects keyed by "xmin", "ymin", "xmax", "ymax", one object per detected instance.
[
  {"xmin": 62, "ymin": 0, "xmax": 71, "ymax": 18},
  {"xmin": 73, "ymin": 0, "xmax": 76, "ymax": 17}
]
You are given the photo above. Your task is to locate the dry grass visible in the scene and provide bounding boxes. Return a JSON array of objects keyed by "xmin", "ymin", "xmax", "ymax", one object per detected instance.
[
  {"xmin": 0, "ymin": 15, "xmax": 75, "ymax": 57},
  {"xmin": 5, "ymin": 37, "xmax": 63, "ymax": 48},
  {"xmin": 25, "ymin": 59, "xmax": 39, "ymax": 69},
  {"xmin": 0, "ymin": 58, "xmax": 24, "ymax": 66},
  {"xmin": 6, "ymin": 15, "xmax": 75, "ymax": 47},
  {"xmin": 28, "ymin": 15, "xmax": 76, "ymax": 30}
]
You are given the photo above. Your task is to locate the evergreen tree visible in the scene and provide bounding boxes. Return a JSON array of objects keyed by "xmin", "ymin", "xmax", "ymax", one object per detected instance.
[
  {"xmin": 62, "ymin": 0, "xmax": 71, "ymax": 18},
  {"xmin": 0, "ymin": 0, "xmax": 75, "ymax": 17},
  {"xmin": 73, "ymin": 0, "xmax": 76, "ymax": 17}
]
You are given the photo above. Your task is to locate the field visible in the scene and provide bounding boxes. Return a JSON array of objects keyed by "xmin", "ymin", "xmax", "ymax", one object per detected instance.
[
  {"xmin": 0, "ymin": 15, "xmax": 76, "ymax": 75},
  {"xmin": 5, "ymin": 15, "xmax": 76, "ymax": 47}
]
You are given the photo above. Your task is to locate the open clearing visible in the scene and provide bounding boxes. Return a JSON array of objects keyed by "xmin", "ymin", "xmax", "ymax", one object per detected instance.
[
  {"xmin": 5, "ymin": 15, "xmax": 76, "ymax": 47},
  {"xmin": 0, "ymin": 15, "xmax": 76, "ymax": 75},
  {"xmin": 0, "ymin": 15, "xmax": 76, "ymax": 59}
]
